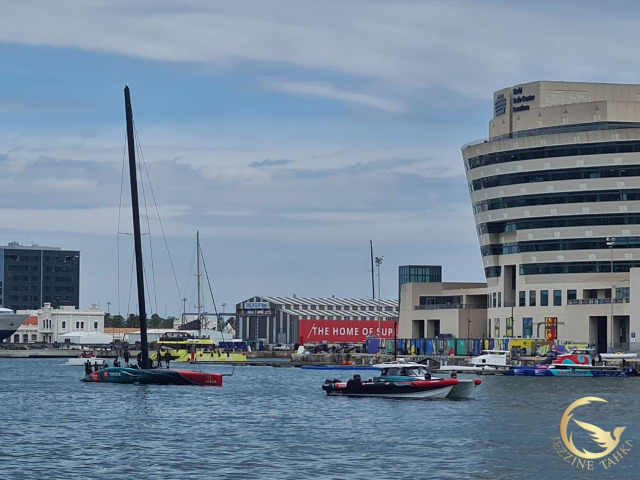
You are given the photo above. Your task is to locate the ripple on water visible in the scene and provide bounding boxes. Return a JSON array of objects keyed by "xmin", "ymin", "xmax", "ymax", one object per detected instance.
[{"xmin": 1, "ymin": 360, "xmax": 639, "ymax": 479}]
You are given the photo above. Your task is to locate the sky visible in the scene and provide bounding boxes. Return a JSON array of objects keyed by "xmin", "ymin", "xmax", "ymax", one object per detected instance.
[{"xmin": 1, "ymin": 1, "xmax": 638, "ymax": 316}]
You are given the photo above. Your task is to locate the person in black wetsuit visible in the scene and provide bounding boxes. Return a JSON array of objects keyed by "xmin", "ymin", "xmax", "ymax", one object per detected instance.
[
  {"xmin": 93, "ymin": 361, "xmax": 100, "ymax": 372},
  {"xmin": 136, "ymin": 352, "xmax": 142, "ymax": 368},
  {"xmin": 124, "ymin": 349, "xmax": 130, "ymax": 365},
  {"xmin": 450, "ymin": 371, "xmax": 457, "ymax": 379},
  {"xmin": 84, "ymin": 360, "xmax": 92, "ymax": 376},
  {"xmin": 164, "ymin": 350, "xmax": 171, "ymax": 369},
  {"xmin": 346, "ymin": 374, "xmax": 363, "ymax": 390}
]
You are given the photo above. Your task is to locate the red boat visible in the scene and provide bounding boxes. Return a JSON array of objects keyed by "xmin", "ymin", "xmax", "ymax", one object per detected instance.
[
  {"xmin": 83, "ymin": 367, "xmax": 223, "ymax": 386},
  {"xmin": 322, "ymin": 361, "xmax": 482, "ymax": 399}
]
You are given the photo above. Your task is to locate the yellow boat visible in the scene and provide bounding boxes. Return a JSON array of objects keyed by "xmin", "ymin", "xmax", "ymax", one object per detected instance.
[{"xmin": 152, "ymin": 332, "xmax": 247, "ymax": 363}]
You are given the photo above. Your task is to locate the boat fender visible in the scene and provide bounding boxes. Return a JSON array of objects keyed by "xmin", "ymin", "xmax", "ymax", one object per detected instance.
[{"xmin": 473, "ymin": 379, "xmax": 482, "ymax": 386}]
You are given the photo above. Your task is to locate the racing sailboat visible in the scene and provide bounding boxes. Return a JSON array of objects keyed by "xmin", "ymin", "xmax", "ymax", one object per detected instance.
[{"xmin": 83, "ymin": 85, "xmax": 223, "ymax": 386}]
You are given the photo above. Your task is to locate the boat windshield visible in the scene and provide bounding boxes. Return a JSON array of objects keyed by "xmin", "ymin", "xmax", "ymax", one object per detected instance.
[{"xmin": 381, "ymin": 366, "xmax": 428, "ymax": 376}]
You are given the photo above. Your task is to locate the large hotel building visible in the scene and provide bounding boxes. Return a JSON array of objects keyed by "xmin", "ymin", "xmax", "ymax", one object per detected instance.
[{"xmin": 401, "ymin": 81, "xmax": 640, "ymax": 352}]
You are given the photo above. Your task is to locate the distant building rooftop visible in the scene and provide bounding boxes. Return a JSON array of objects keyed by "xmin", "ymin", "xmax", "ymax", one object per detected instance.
[{"xmin": 1, "ymin": 241, "xmax": 63, "ymax": 251}]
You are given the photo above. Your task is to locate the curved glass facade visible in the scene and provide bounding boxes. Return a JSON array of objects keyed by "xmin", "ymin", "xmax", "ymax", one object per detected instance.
[
  {"xmin": 519, "ymin": 261, "xmax": 640, "ymax": 275},
  {"xmin": 469, "ymin": 165, "xmax": 640, "ymax": 192},
  {"xmin": 477, "ymin": 213, "xmax": 640, "ymax": 235},
  {"xmin": 472, "ymin": 188, "xmax": 640, "ymax": 214},
  {"xmin": 465, "ymin": 139, "xmax": 640, "ymax": 171},
  {"xmin": 481, "ymin": 237, "xmax": 640, "ymax": 256}
]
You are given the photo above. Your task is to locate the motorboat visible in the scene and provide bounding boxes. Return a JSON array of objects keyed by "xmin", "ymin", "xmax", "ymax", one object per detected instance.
[
  {"xmin": 438, "ymin": 364, "xmax": 498, "ymax": 373},
  {"xmin": 153, "ymin": 331, "xmax": 247, "ymax": 363},
  {"xmin": 505, "ymin": 350, "xmax": 637, "ymax": 377},
  {"xmin": 321, "ymin": 361, "xmax": 481, "ymax": 399},
  {"xmin": 468, "ymin": 350, "xmax": 510, "ymax": 369},
  {"xmin": 0, "ymin": 308, "xmax": 29, "ymax": 342},
  {"xmin": 600, "ymin": 352, "xmax": 638, "ymax": 360},
  {"xmin": 301, "ymin": 365, "xmax": 377, "ymax": 370},
  {"xmin": 65, "ymin": 349, "xmax": 108, "ymax": 366}
]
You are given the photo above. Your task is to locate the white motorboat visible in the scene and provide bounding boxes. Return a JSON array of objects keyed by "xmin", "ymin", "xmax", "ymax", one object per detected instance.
[
  {"xmin": 469, "ymin": 349, "xmax": 510, "ymax": 368},
  {"xmin": 600, "ymin": 353, "xmax": 638, "ymax": 360},
  {"xmin": 438, "ymin": 364, "xmax": 498, "ymax": 373},
  {"xmin": 65, "ymin": 350, "xmax": 108, "ymax": 366}
]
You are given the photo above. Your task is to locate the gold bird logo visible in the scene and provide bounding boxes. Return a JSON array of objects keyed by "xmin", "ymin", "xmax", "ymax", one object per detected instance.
[{"xmin": 560, "ymin": 397, "xmax": 625, "ymax": 459}]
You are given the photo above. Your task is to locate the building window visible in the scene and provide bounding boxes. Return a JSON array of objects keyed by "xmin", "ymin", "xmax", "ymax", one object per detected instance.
[
  {"xmin": 529, "ymin": 291, "xmax": 536, "ymax": 307},
  {"xmin": 540, "ymin": 290, "xmax": 548, "ymax": 307},
  {"xmin": 76, "ymin": 321, "xmax": 79, "ymax": 329},
  {"xmin": 553, "ymin": 290, "xmax": 562, "ymax": 306},
  {"xmin": 94, "ymin": 321, "xmax": 98, "ymax": 329},
  {"xmin": 616, "ymin": 287, "xmax": 630, "ymax": 299},
  {"xmin": 497, "ymin": 292, "xmax": 502, "ymax": 308},
  {"xmin": 81, "ymin": 322, "xmax": 84, "ymax": 329},
  {"xmin": 567, "ymin": 290, "xmax": 577, "ymax": 302},
  {"xmin": 519, "ymin": 291, "xmax": 525, "ymax": 307},
  {"xmin": 61, "ymin": 321, "xmax": 66, "ymax": 329},
  {"xmin": 523, "ymin": 317, "xmax": 533, "ymax": 338},
  {"xmin": 505, "ymin": 317, "xmax": 513, "ymax": 337},
  {"xmin": 492, "ymin": 292, "xmax": 496, "ymax": 308},
  {"xmin": 494, "ymin": 318, "xmax": 500, "ymax": 338}
]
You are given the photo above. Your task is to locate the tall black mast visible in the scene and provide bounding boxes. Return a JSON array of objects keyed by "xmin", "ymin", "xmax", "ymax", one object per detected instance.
[{"xmin": 124, "ymin": 85, "xmax": 149, "ymax": 369}]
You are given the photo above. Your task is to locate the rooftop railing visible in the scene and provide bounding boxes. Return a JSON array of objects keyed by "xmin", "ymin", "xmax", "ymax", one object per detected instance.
[
  {"xmin": 414, "ymin": 303, "xmax": 483, "ymax": 310},
  {"xmin": 567, "ymin": 298, "xmax": 630, "ymax": 305}
]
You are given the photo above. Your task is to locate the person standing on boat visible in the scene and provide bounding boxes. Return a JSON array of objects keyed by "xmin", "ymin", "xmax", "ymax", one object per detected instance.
[
  {"xmin": 93, "ymin": 361, "xmax": 100, "ymax": 372},
  {"xmin": 164, "ymin": 350, "xmax": 171, "ymax": 369},
  {"xmin": 156, "ymin": 349, "xmax": 162, "ymax": 368},
  {"xmin": 136, "ymin": 352, "xmax": 142, "ymax": 368},
  {"xmin": 84, "ymin": 360, "xmax": 92, "ymax": 376},
  {"xmin": 124, "ymin": 348, "xmax": 130, "ymax": 365}
]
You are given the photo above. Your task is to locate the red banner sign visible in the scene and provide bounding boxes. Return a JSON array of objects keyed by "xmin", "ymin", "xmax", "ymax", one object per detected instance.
[
  {"xmin": 545, "ymin": 317, "xmax": 557, "ymax": 342},
  {"xmin": 299, "ymin": 319, "xmax": 396, "ymax": 343}
]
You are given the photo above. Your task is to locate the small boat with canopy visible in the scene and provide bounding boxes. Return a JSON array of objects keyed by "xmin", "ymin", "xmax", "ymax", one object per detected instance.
[{"xmin": 322, "ymin": 360, "xmax": 481, "ymax": 399}]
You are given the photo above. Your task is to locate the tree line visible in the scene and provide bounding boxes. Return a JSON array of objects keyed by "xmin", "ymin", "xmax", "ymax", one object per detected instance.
[{"xmin": 104, "ymin": 313, "xmax": 176, "ymax": 328}]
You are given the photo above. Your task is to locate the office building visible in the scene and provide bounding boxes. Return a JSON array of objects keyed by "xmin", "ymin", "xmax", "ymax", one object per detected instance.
[
  {"xmin": 0, "ymin": 242, "xmax": 80, "ymax": 311},
  {"xmin": 237, "ymin": 296, "xmax": 398, "ymax": 344},
  {"xmin": 461, "ymin": 81, "xmax": 640, "ymax": 351}
]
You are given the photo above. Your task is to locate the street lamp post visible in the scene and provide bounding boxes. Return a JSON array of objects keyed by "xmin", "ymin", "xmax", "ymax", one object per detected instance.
[
  {"xmin": 375, "ymin": 256, "xmax": 383, "ymax": 351},
  {"xmin": 606, "ymin": 237, "xmax": 616, "ymax": 352}
]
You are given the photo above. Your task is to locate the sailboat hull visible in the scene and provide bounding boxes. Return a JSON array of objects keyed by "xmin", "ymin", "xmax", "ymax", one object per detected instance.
[{"xmin": 82, "ymin": 367, "xmax": 223, "ymax": 386}]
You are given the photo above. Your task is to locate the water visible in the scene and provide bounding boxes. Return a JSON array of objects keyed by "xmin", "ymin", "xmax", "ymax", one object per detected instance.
[{"xmin": 1, "ymin": 359, "xmax": 639, "ymax": 479}]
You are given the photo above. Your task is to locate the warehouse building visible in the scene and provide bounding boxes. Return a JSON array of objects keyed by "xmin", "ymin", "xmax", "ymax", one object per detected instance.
[{"xmin": 236, "ymin": 296, "xmax": 398, "ymax": 345}]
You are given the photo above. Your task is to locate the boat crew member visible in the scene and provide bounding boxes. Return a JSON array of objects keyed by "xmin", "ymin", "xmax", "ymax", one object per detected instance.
[
  {"xmin": 164, "ymin": 350, "xmax": 171, "ymax": 369},
  {"xmin": 113, "ymin": 357, "xmax": 121, "ymax": 367},
  {"xmin": 136, "ymin": 352, "xmax": 142, "ymax": 368},
  {"xmin": 124, "ymin": 348, "xmax": 130, "ymax": 365},
  {"xmin": 450, "ymin": 371, "xmax": 457, "ymax": 379},
  {"xmin": 84, "ymin": 360, "xmax": 92, "ymax": 376},
  {"xmin": 93, "ymin": 361, "xmax": 100, "ymax": 372},
  {"xmin": 156, "ymin": 349, "xmax": 162, "ymax": 368},
  {"xmin": 346, "ymin": 374, "xmax": 363, "ymax": 389}
]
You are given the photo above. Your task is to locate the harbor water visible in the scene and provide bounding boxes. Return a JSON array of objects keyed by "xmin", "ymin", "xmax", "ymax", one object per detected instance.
[{"xmin": 1, "ymin": 358, "xmax": 639, "ymax": 479}]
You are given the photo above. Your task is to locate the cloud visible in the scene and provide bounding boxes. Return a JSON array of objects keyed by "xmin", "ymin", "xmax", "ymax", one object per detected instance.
[
  {"xmin": 265, "ymin": 80, "xmax": 405, "ymax": 113},
  {"xmin": 1, "ymin": 1, "xmax": 636, "ymax": 107},
  {"xmin": 249, "ymin": 158, "xmax": 291, "ymax": 168}
]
